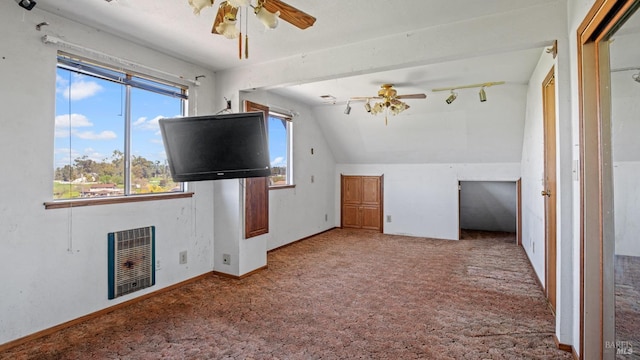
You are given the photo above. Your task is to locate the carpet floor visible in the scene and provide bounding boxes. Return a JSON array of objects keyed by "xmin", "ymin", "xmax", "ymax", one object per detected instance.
[{"xmin": 1, "ymin": 229, "xmax": 573, "ymax": 359}]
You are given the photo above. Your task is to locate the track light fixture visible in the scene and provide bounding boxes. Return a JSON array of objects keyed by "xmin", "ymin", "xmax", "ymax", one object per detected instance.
[
  {"xmin": 16, "ymin": 0, "xmax": 36, "ymax": 10},
  {"xmin": 344, "ymin": 101, "xmax": 352, "ymax": 115},
  {"xmin": 445, "ymin": 91, "xmax": 457, "ymax": 104},
  {"xmin": 479, "ymin": 87, "xmax": 487, "ymax": 102},
  {"xmin": 432, "ymin": 81, "xmax": 504, "ymax": 104}
]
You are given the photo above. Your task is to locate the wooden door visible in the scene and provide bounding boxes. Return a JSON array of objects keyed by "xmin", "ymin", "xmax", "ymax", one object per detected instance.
[
  {"xmin": 361, "ymin": 177, "xmax": 381, "ymax": 230},
  {"xmin": 244, "ymin": 101, "xmax": 269, "ymax": 238},
  {"xmin": 542, "ymin": 67, "xmax": 557, "ymax": 312},
  {"xmin": 341, "ymin": 175, "xmax": 383, "ymax": 232}
]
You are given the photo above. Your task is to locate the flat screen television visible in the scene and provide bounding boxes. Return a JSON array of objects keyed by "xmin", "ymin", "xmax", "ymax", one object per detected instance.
[{"xmin": 159, "ymin": 112, "xmax": 271, "ymax": 182}]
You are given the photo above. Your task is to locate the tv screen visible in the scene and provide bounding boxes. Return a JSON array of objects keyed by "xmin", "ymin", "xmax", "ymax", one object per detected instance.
[{"xmin": 159, "ymin": 112, "xmax": 271, "ymax": 182}]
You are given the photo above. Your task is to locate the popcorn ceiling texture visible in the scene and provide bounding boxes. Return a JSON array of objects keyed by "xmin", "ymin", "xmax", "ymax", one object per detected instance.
[{"xmin": 1, "ymin": 229, "xmax": 573, "ymax": 359}]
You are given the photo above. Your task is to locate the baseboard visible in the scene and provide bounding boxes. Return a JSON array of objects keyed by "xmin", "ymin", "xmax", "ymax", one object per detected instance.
[
  {"xmin": 267, "ymin": 227, "xmax": 338, "ymax": 253},
  {"xmin": 521, "ymin": 246, "xmax": 545, "ymax": 293},
  {"xmin": 0, "ymin": 272, "xmax": 212, "ymax": 353},
  {"xmin": 572, "ymin": 346, "xmax": 579, "ymax": 360},
  {"xmin": 1, "ymin": 227, "xmax": 337, "ymax": 351},
  {"xmin": 213, "ymin": 265, "xmax": 268, "ymax": 280},
  {"xmin": 554, "ymin": 334, "xmax": 573, "ymax": 353}
]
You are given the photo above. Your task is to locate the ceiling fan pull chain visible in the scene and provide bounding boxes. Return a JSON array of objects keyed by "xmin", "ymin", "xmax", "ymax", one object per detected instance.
[
  {"xmin": 245, "ymin": 6, "xmax": 249, "ymax": 59},
  {"xmin": 238, "ymin": 8, "xmax": 242, "ymax": 59}
]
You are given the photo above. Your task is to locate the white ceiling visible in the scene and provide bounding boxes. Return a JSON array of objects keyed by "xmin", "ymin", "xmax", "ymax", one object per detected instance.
[
  {"xmin": 34, "ymin": 0, "xmax": 555, "ymax": 105},
  {"xmin": 33, "ymin": 0, "xmax": 562, "ymax": 164},
  {"xmin": 36, "ymin": 0, "xmax": 557, "ymax": 73}
]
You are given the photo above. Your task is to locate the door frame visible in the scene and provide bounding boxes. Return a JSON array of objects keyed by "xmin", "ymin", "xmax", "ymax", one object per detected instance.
[{"xmin": 577, "ymin": 0, "xmax": 639, "ymax": 357}]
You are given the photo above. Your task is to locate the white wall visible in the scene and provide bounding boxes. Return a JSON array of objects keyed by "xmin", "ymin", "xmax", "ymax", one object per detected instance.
[
  {"xmin": 212, "ymin": 90, "xmax": 336, "ymax": 276},
  {"xmin": 0, "ymin": 4, "xmax": 217, "ymax": 345},
  {"xmin": 258, "ymin": 93, "xmax": 337, "ymax": 251},
  {"xmin": 336, "ymin": 163, "xmax": 520, "ymax": 240}
]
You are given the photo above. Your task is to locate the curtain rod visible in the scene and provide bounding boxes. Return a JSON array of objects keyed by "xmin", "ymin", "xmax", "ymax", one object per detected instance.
[{"xmin": 41, "ymin": 35, "xmax": 200, "ymax": 86}]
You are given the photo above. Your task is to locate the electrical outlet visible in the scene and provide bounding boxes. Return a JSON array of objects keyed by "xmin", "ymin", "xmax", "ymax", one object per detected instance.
[
  {"xmin": 532, "ymin": 241, "xmax": 535, "ymax": 253},
  {"xmin": 223, "ymin": 253, "xmax": 231, "ymax": 265},
  {"xmin": 387, "ymin": 215, "xmax": 392, "ymax": 223},
  {"xmin": 311, "ymin": 175, "xmax": 314, "ymax": 183},
  {"xmin": 325, "ymin": 213, "xmax": 328, "ymax": 222},
  {"xmin": 155, "ymin": 259, "xmax": 161, "ymax": 271},
  {"xmin": 179, "ymin": 251, "xmax": 187, "ymax": 264}
]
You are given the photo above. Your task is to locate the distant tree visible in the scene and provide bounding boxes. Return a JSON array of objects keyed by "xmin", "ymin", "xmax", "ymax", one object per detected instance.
[{"xmin": 55, "ymin": 165, "xmax": 76, "ymax": 182}]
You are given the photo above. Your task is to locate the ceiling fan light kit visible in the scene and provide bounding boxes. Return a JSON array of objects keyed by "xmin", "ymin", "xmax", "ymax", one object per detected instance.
[
  {"xmin": 216, "ymin": 14, "xmax": 240, "ymax": 39},
  {"xmin": 188, "ymin": 0, "xmax": 214, "ymax": 15},
  {"xmin": 349, "ymin": 84, "xmax": 426, "ymax": 125},
  {"xmin": 189, "ymin": 0, "xmax": 316, "ymax": 59},
  {"xmin": 254, "ymin": 4, "xmax": 280, "ymax": 29}
]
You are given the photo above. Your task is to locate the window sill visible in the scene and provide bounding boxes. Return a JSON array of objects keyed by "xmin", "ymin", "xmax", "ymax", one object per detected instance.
[
  {"xmin": 269, "ymin": 184, "xmax": 296, "ymax": 191},
  {"xmin": 44, "ymin": 192, "xmax": 194, "ymax": 210}
]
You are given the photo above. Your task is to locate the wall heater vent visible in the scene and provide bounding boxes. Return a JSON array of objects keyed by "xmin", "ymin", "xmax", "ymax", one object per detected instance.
[{"xmin": 108, "ymin": 226, "xmax": 155, "ymax": 300}]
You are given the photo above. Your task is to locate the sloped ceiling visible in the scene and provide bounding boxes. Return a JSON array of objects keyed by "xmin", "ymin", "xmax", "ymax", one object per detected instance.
[{"xmin": 34, "ymin": 0, "xmax": 561, "ymax": 164}]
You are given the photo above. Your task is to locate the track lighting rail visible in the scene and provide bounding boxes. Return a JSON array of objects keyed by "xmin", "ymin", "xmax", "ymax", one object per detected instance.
[{"xmin": 431, "ymin": 81, "xmax": 505, "ymax": 92}]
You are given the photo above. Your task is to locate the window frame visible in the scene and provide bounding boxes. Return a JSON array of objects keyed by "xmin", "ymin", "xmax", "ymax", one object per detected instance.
[
  {"xmin": 267, "ymin": 111, "xmax": 294, "ymax": 189},
  {"xmin": 46, "ymin": 53, "xmax": 191, "ymax": 209}
]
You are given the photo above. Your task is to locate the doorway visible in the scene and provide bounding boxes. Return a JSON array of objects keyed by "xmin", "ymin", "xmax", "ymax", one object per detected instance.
[
  {"xmin": 458, "ymin": 180, "xmax": 518, "ymax": 242},
  {"xmin": 578, "ymin": 1, "xmax": 640, "ymax": 357}
]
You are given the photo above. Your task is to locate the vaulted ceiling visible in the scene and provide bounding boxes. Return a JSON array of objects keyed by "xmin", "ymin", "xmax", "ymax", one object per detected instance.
[{"xmin": 35, "ymin": 0, "xmax": 565, "ymax": 164}]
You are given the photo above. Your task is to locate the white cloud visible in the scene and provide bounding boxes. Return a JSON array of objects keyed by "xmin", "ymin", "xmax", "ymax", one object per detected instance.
[
  {"xmin": 271, "ymin": 156, "xmax": 285, "ymax": 167},
  {"xmin": 56, "ymin": 74, "xmax": 68, "ymax": 88},
  {"xmin": 133, "ymin": 117, "xmax": 147, "ymax": 127},
  {"xmin": 55, "ymin": 113, "xmax": 93, "ymax": 129},
  {"xmin": 57, "ymin": 76, "xmax": 103, "ymax": 101},
  {"xmin": 134, "ymin": 115, "xmax": 165, "ymax": 130},
  {"xmin": 73, "ymin": 130, "xmax": 117, "ymax": 140}
]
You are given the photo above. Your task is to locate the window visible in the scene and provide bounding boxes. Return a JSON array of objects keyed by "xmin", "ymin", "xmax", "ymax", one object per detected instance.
[
  {"xmin": 53, "ymin": 54, "xmax": 187, "ymax": 200},
  {"xmin": 267, "ymin": 112, "xmax": 293, "ymax": 187}
]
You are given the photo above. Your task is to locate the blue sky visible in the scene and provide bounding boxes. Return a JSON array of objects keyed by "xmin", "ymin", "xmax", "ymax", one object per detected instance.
[
  {"xmin": 267, "ymin": 116, "xmax": 287, "ymax": 168},
  {"xmin": 54, "ymin": 68, "xmax": 287, "ymax": 171}
]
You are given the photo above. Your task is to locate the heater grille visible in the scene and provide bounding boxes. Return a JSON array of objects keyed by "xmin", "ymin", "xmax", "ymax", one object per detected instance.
[{"xmin": 108, "ymin": 226, "xmax": 155, "ymax": 299}]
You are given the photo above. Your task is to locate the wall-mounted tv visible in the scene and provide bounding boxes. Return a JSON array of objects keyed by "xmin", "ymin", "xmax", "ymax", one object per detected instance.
[{"xmin": 159, "ymin": 112, "xmax": 271, "ymax": 182}]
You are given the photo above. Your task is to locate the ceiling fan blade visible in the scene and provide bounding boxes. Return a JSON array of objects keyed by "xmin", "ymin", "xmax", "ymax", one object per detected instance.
[
  {"xmin": 262, "ymin": 0, "xmax": 316, "ymax": 29},
  {"xmin": 396, "ymin": 94, "xmax": 427, "ymax": 99},
  {"xmin": 211, "ymin": 2, "xmax": 237, "ymax": 35},
  {"xmin": 350, "ymin": 96, "xmax": 382, "ymax": 101}
]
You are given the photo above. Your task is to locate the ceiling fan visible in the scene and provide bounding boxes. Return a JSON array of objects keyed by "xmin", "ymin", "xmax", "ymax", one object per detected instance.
[
  {"xmin": 349, "ymin": 84, "xmax": 427, "ymax": 124},
  {"xmin": 188, "ymin": 0, "xmax": 316, "ymax": 58}
]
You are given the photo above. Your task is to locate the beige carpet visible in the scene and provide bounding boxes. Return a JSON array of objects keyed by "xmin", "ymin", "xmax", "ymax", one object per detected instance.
[{"xmin": 0, "ymin": 229, "xmax": 572, "ymax": 359}]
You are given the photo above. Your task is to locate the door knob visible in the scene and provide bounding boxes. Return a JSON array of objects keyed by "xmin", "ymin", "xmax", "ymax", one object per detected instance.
[{"xmin": 541, "ymin": 190, "xmax": 551, "ymax": 197}]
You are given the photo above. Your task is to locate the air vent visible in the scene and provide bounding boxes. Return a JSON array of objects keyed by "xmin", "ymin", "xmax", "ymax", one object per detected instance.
[
  {"xmin": 320, "ymin": 94, "xmax": 336, "ymax": 104},
  {"xmin": 108, "ymin": 226, "xmax": 155, "ymax": 299}
]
